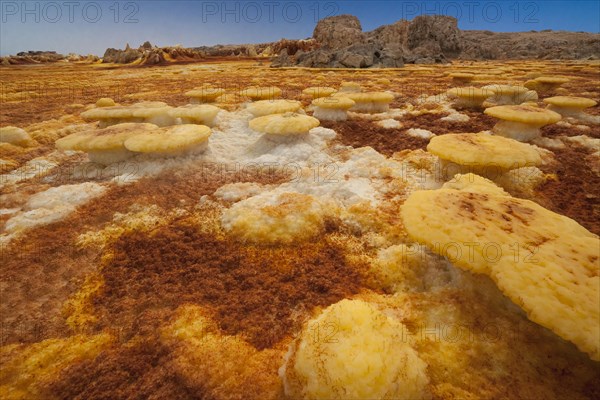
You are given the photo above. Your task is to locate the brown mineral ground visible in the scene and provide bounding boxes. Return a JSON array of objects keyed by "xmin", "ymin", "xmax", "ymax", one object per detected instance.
[
  {"xmin": 538, "ymin": 145, "xmax": 600, "ymax": 235},
  {"xmin": 0, "ymin": 163, "xmax": 290, "ymax": 345},
  {"xmin": 542, "ymin": 121, "xmax": 600, "ymax": 139},
  {"xmin": 323, "ymin": 119, "xmax": 429, "ymax": 155},
  {"xmin": 94, "ymin": 222, "xmax": 364, "ymax": 349},
  {"xmin": 47, "ymin": 332, "xmax": 200, "ymax": 400},
  {"xmin": 323, "ymin": 111, "xmax": 496, "ymax": 157}
]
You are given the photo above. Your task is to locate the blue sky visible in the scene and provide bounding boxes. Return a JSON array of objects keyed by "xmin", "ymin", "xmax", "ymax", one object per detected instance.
[{"xmin": 1, "ymin": 1, "xmax": 598, "ymax": 56}]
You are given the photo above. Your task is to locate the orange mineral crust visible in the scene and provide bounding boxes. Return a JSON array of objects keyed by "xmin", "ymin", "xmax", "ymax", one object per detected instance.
[
  {"xmin": 538, "ymin": 145, "xmax": 600, "ymax": 235},
  {"xmin": 0, "ymin": 164, "xmax": 290, "ymax": 345},
  {"xmin": 323, "ymin": 112, "xmax": 497, "ymax": 157},
  {"xmin": 93, "ymin": 223, "xmax": 364, "ymax": 349}
]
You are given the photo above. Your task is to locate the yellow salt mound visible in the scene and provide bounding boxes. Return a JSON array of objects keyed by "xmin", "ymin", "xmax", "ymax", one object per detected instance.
[
  {"xmin": 80, "ymin": 101, "xmax": 175, "ymax": 127},
  {"xmin": 427, "ymin": 133, "xmax": 543, "ymax": 179},
  {"xmin": 124, "ymin": 124, "xmax": 211, "ymax": 156},
  {"xmin": 302, "ymin": 86, "xmax": 337, "ymax": 99},
  {"xmin": 221, "ymin": 192, "xmax": 329, "ymax": 244},
  {"xmin": 484, "ymin": 105, "xmax": 561, "ymax": 141},
  {"xmin": 246, "ymin": 99, "xmax": 302, "ymax": 117},
  {"xmin": 338, "ymin": 81, "xmax": 362, "ymax": 93},
  {"xmin": 441, "ymin": 173, "xmax": 509, "ymax": 196},
  {"xmin": 282, "ymin": 299, "xmax": 429, "ymax": 399},
  {"xmin": 0, "ymin": 126, "xmax": 35, "ymax": 147},
  {"xmin": 184, "ymin": 87, "xmax": 225, "ymax": 103},
  {"xmin": 95, "ymin": 97, "xmax": 116, "ymax": 107},
  {"xmin": 249, "ymin": 112, "xmax": 319, "ymax": 136},
  {"xmin": 485, "ymin": 105, "xmax": 561, "ymax": 125},
  {"xmin": 401, "ymin": 187, "xmax": 600, "ymax": 360},
  {"xmin": 311, "ymin": 96, "xmax": 355, "ymax": 110},
  {"xmin": 241, "ymin": 86, "xmax": 282, "ymax": 100},
  {"xmin": 449, "ymin": 72, "xmax": 475, "ymax": 83},
  {"xmin": 543, "ymin": 96, "xmax": 598, "ymax": 118},
  {"xmin": 446, "ymin": 87, "xmax": 494, "ymax": 108},
  {"xmin": 348, "ymin": 92, "xmax": 395, "ymax": 104},
  {"xmin": 56, "ymin": 122, "xmax": 157, "ymax": 164},
  {"xmin": 167, "ymin": 104, "xmax": 221, "ymax": 126}
]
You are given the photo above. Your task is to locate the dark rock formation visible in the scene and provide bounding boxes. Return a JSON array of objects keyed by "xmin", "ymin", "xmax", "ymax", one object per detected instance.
[
  {"xmin": 102, "ymin": 46, "xmax": 142, "ymax": 64},
  {"xmin": 405, "ymin": 15, "xmax": 462, "ymax": 58},
  {"xmin": 270, "ymin": 14, "xmax": 599, "ymax": 68},
  {"xmin": 2, "ymin": 51, "xmax": 64, "ymax": 64},
  {"xmin": 289, "ymin": 43, "xmax": 404, "ymax": 68},
  {"xmin": 460, "ymin": 30, "xmax": 600, "ymax": 60},
  {"xmin": 368, "ymin": 20, "xmax": 409, "ymax": 48},
  {"xmin": 274, "ymin": 14, "xmax": 464, "ymax": 68},
  {"xmin": 270, "ymin": 39, "xmax": 317, "ymax": 56},
  {"xmin": 270, "ymin": 49, "xmax": 290, "ymax": 68},
  {"xmin": 312, "ymin": 14, "xmax": 366, "ymax": 49}
]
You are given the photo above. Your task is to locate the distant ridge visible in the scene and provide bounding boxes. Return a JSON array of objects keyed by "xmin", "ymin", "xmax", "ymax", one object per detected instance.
[{"xmin": 2, "ymin": 14, "xmax": 598, "ymax": 67}]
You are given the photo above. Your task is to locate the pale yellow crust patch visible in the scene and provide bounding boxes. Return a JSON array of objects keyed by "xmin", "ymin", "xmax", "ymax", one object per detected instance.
[
  {"xmin": 427, "ymin": 133, "xmax": 542, "ymax": 169},
  {"xmin": 124, "ymin": 124, "xmax": 211, "ymax": 154},
  {"xmin": 485, "ymin": 105, "xmax": 561, "ymax": 125},
  {"xmin": 401, "ymin": 187, "xmax": 600, "ymax": 360},
  {"xmin": 249, "ymin": 112, "xmax": 319, "ymax": 136},
  {"xmin": 282, "ymin": 299, "xmax": 429, "ymax": 399},
  {"xmin": 246, "ymin": 99, "xmax": 302, "ymax": 117}
]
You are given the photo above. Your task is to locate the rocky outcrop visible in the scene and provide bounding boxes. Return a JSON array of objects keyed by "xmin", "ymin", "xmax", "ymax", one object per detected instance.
[
  {"xmin": 274, "ymin": 14, "xmax": 467, "ymax": 68},
  {"xmin": 368, "ymin": 20, "xmax": 409, "ymax": 49},
  {"xmin": 271, "ymin": 14, "xmax": 600, "ymax": 68},
  {"xmin": 312, "ymin": 14, "xmax": 366, "ymax": 49},
  {"xmin": 145, "ymin": 46, "xmax": 204, "ymax": 65},
  {"xmin": 15, "ymin": 50, "xmax": 61, "ymax": 58},
  {"xmin": 405, "ymin": 15, "xmax": 462, "ymax": 58},
  {"xmin": 4, "ymin": 15, "xmax": 598, "ymax": 68},
  {"xmin": 287, "ymin": 44, "xmax": 404, "ymax": 68},
  {"xmin": 460, "ymin": 30, "xmax": 600, "ymax": 60},
  {"xmin": 101, "ymin": 42, "xmax": 204, "ymax": 65},
  {"xmin": 193, "ymin": 44, "xmax": 263, "ymax": 57},
  {"xmin": 0, "ymin": 51, "xmax": 100, "ymax": 65},
  {"xmin": 271, "ymin": 39, "xmax": 317, "ymax": 56},
  {"xmin": 193, "ymin": 38, "xmax": 316, "ymax": 59},
  {"xmin": 102, "ymin": 45, "xmax": 142, "ymax": 64},
  {"xmin": 140, "ymin": 41, "xmax": 153, "ymax": 50},
  {"xmin": 66, "ymin": 53, "xmax": 100, "ymax": 63},
  {"xmin": 270, "ymin": 49, "xmax": 290, "ymax": 68}
]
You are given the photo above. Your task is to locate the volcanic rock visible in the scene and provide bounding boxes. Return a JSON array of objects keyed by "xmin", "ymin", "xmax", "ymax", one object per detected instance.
[
  {"xmin": 406, "ymin": 15, "xmax": 462, "ymax": 57},
  {"xmin": 313, "ymin": 14, "xmax": 366, "ymax": 49}
]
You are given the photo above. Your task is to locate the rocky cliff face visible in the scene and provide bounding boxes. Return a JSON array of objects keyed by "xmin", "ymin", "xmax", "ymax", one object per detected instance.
[
  {"xmin": 406, "ymin": 15, "xmax": 462, "ymax": 57},
  {"xmin": 460, "ymin": 30, "xmax": 600, "ymax": 60},
  {"xmin": 367, "ymin": 20, "xmax": 409, "ymax": 49},
  {"xmin": 312, "ymin": 15, "xmax": 366, "ymax": 49},
  {"xmin": 273, "ymin": 14, "xmax": 599, "ymax": 68},
  {"xmin": 276, "ymin": 14, "xmax": 465, "ymax": 68}
]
